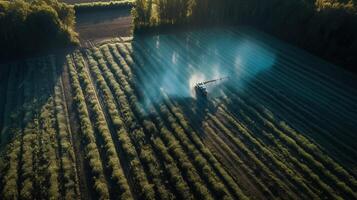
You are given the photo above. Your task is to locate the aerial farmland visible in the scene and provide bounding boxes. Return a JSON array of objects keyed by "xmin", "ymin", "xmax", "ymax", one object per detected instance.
[{"xmin": 0, "ymin": 0, "xmax": 356, "ymax": 199}]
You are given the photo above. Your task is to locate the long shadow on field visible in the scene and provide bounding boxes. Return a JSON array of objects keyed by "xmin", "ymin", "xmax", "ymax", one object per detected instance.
[
  {"xmin": 0, "ymin": 50, "xmax": 81, "ymax": 197},
  {"xmin": 230, "ymin": 60, "xmax": 357, "ymax": 170},
  {"xmin": 0, "ymin": 53, "xmax": 69, "ymax": 149},
  {"xmin": 174, "ymin": 97, "xmax": 219, "ymax": 138}
]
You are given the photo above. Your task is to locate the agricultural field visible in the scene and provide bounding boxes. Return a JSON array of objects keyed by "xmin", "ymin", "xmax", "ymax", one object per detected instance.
[
  {"xmin": 76, "ymin": 8, "xmax": 132, "ymax": 42},
  {"xmin": 0, "ymin": 27, "xmax": 357, "ymax": 200}
]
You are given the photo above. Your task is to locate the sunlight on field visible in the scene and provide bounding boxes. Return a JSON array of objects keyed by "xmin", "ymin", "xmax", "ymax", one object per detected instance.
[
  {"xmin": 1, "ymin": 27, "xmax": 356, "ymax": 200},
  {"xmin": 136, "ymin": 28, "xmax": 276, "ymax": 102}
]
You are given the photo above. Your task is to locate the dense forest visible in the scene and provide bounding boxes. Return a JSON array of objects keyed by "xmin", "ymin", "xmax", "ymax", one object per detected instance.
[
  {"xmin": 0, "ymin": 0, "xmax": 78, "ymax": 60},
  {"xmin": 133, "ymin": 0, "xmax": 357, "ymax": 72}
]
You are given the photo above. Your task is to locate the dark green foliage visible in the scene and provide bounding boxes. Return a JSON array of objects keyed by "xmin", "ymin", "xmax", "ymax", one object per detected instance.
[
  {"xmin": 132, "ymin": 0, "xmax": 191, "ymax": 27},
  {"xmin": 73, "ymin": 1, "xmax": 134, "ymax": 13},
  {"xmin": 133, "ymin": 0, "xmax": 356, "ymax": 27},
  {"xmin": 0, "ymin": 0, "xmax": 78, "ymax": 60}
]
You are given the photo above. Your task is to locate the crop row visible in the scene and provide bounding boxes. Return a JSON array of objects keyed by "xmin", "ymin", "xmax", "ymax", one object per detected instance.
[
  {"xmin": 1, "ymin": 58, "xmax": 67, "ymax": 199},
  {"xmin": 218, "ymin": 87, "xmax": 357, "ymax": 199},
  {"xmin": 162, "ymin": 32, "xmax": 357, "ymax": 198},
  {"xmin": 126, "ymin": 36, "xmax": 353, "ymax": 196},
  {"xmin": 104, "ymin": 43, "xmax": 220, "ymax": 198},
  {"xmin": 112, "ymin": 41, "xmax": 251, "ymax": 200},
  {"xmin": 102, "ymin": 44, "xmax": 198, "ymax": 200},
  {"xmin": 104, "ymin": 43, "xmax": 235, "ymax": 199},
  {"xmin": 52, "ymin": 57, "xmax": 81, "ymax": 199},
  {"xmin": 67, "ymin": 55, "xmax": 110, "ymax": 199},
  {"xmin": 124, "ymin": 39, "xmax": 288, "ymax": 198},
  {"xmin": 90, "ymin": 46, "xmax": 177, "ymax": 199},
  {"xmin": 1, "ymin": 65, "xmax": 23, "ymax": 199},
  {"xmin": 209, "ymin": 82, "xmax": 353, "ymax": 199},
  {"xmin": 74, "ymin": 49, "xmax": 154, "ymax": 200}
]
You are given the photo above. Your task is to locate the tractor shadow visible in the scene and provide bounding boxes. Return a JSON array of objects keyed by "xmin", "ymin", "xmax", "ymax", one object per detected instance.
[{"xmin": 173, "ymin": 96, "xmax": 219, "ymax": 138}]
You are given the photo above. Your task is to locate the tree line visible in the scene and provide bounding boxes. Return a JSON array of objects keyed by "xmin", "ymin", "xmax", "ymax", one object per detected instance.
[
  {"xmin": 132, "ymin": 0, "xmax": 357, "ymax": 72},
  {"xmin": 73, "ymin": 0, "xmax": 134, "ymax": 13},
  {"xmin": 0, "ymin": 0, "xmax": 78, "ymax": 60}
]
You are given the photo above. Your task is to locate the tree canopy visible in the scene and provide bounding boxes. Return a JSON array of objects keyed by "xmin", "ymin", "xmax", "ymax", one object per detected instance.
[
  {"xmin": 133, "ymin": 0, "xmax": 356, "ymax": 27},
  {"xmin": 0, "ymin": 0, "xmax": 78, "ymax": 60}
]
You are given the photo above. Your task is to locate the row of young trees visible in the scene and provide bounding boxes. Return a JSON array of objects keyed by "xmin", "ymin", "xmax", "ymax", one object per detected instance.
[
  {"xmin": 176, "ymin": 28, "xmax": 357, "ymax": 198},
  {"xmin": 93, "ymin": 44, "xmax": 216, "ymax": 200},
  {"xmin": 93, "ymin": 37, "xmax": 357, "ymax": 199},
  {"xmin": 226, "ymin": 52, "xmax": 357, "ymax": 189},
  {"xmin": 218, "ymin": 85, "xmax": 357, "ymax": 199},
  {"xmin": 105, "ymin": 43, "xmax": 201, "ymax": 200},
  {"xmin": 0, "ymin": 56, "xmax": 82, "ymax": 199},
  {"xmin": 2, "ymin": 35, "xmax": 356, "ymax": 199},
  {"xmin": 128, "ymin": 39, "xmax": 295, "ymax": 198},
  {"xmin": 65, "ymin": 39, "xmax": 258, "ymax": 199},
  {"xmin": 203, "ymin": 33, "xmax": 357, "ymax": 197},
  {"xmin": 81, "ymin": 49, "xmax": 156, "ymax": 200},
  {"xmin": 116, "ymin": 41, "xmax": 253, "ymax": 199},
  {"xmin": 99, "ymin": 44, "xmax": 197, "ymax": 200},
  {"xmin": 67, "ymin": 56, "xmax": 111, "ymax": 199},
  {"xmin": 20, "ymin": 59, "xmax": 67, "ymax": 200},
  {"xmin": 126, "ymin": 35, "xmax": 357, "ymax": 199}
]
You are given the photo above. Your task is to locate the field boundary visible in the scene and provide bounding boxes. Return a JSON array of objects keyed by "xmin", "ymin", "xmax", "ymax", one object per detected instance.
[{"xmin": 73, "ymin": 0, "xmax": 134, "ymax": 13}]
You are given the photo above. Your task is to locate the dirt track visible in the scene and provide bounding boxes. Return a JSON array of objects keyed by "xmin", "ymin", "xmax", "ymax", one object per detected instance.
[
  {"xmin": 76, "ymin": 9, "xmax": 132, "ymax": 43},
  {"xmin": 62, "ymin": 0, "xmax": 113, "ymax": 4}
]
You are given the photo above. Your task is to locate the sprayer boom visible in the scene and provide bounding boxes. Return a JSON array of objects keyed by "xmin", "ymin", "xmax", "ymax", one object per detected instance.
[
  {"xmin": 194, "ymin": 76, "xmax": 229, "ymax": 99},
  {"xmin": 201, "ymin": 76, "xmax": 229, "ymax": 85}
]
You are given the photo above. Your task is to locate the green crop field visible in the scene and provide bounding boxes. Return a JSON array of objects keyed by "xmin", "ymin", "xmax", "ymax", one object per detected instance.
[{"xmin": 0, "ymin": 28, "xmax": 356, "ymax": 200}]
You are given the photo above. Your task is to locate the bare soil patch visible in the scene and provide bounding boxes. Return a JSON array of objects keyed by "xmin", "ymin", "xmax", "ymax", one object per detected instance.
[
  {"xmin": 61, "ymin": 0, "xmax": 113, "ymax": 4},
  {"xmin": 76, "ymin": 9, "xmax": 132, "ymax": 43}
]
